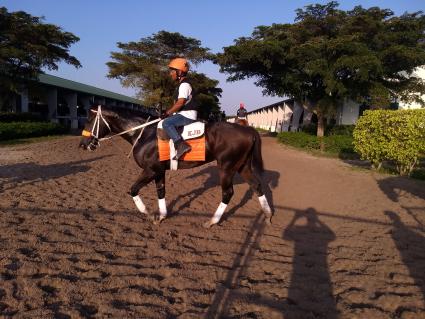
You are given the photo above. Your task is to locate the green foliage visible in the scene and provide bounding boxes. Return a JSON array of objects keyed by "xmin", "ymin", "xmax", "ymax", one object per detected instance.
[
  {"xmin": 277, "ymin": 131, "xmax": 355, "ymax": 156},
  {"xmin": 0, "ymin": 122, "xmax": 67, "ymax": 140},
  {"xmin": 107, "ymin": 31, "xmax": 222, "ymax": 119},
  {"xmin": 324, "ymin": 135, "xmax": 356, "ymax": 154},
  {"xmin": 278, "ymin": 132, "xmax": 321, "ymax": 150},
  {"xmin": 353, "ymin": 109, "xmax": 425, "ymax": 175},
  {"xmin": 0, "ymin": 7, "xmax": 81, "ymax": 98},
  {"xmin": 0, "ymin": 112, "xmax": 45, "ymax": 123},
  {"xmin": 216, "ymin": 2, "xmax": 425, "ymax": 135},
  {"xmin": 327, "ymin": 125, "xmax": 355, "ymax": 136},
  {"xmin": 302, "ymin": 124, "xmax": 355, "ymax": 136}
]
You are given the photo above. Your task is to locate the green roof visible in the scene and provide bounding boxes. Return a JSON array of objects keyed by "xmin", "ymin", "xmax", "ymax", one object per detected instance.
[{"xmin": 37, "ymin": 74, "xmax": 143, "ymax": 105}]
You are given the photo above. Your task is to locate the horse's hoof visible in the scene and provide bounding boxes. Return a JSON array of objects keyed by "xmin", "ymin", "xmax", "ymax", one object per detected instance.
[
  {"xmin": 264, "ymin": 213, "xmax": 272, "ymax": 225},
  {"xmin": 153, "ymin": 215, "xmax": 166, "ymax": 225},
  {"xmin": 203, "ymin": 220, "xmax": 216, "ymax": 229}
]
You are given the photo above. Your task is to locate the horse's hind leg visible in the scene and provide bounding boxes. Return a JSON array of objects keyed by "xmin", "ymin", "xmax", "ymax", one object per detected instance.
[
  {"xmin": 204, "ymin": 168, "xmax": 235, "ymax": 228},
  {"xmin": 129, "ymin": 169, "xmax": 156, "ymax": 215},
  {"xmin": 155, "ymin": 171, "xmax": 167, "ymax": 223},
  {"xmin": 239, "ymin": 164, "xmax": 272, "ymax": 224}
]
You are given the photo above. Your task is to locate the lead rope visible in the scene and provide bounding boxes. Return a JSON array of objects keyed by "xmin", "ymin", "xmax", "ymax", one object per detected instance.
[{"xmin": 127, "ymin": 116, "xmax": 150, "ymax": 158}]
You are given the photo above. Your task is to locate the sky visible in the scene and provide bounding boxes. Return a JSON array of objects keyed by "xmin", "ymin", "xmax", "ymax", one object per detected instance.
[{"xmin": 2, "ymin": 0, "xmax": 424, "ymax": 115}]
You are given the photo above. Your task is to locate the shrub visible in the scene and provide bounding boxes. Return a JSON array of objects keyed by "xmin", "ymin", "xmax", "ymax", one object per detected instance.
[
  {"xmin": 0, "ymin": 122, "xmax": 67, "ymax": 141},
  {"xmin": 327, "ymin": 125, "xmax": 355, "ymax": 136},
  {"xmin": 277, "ymin": 132, "xmax": 321, "ymax": 150},
  {"xmin": 353, "ymin": 109, "xmax": 425, "ymax": 175},
  {"xmin": 324, "ymin": 135, "xmax": 355, "ymax": 155}
]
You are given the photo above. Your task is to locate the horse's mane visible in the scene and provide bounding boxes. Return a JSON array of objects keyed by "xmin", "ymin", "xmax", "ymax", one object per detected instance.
[{"xmin": 93, "ymin": 105, "xmax": 159, "ymax": 121}]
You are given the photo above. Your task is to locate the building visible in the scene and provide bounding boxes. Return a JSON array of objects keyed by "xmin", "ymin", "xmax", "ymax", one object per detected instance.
[
  {"xmin": 7, "ymin": 74, "xmax": 148, "ymax": 129},
  {"xmin": 246, "ymin": 98, "xmax": 314, "ymax": 132},
  {"xmin": 246, "ymin": 67, "xmax": 425, "ymax": 132}
]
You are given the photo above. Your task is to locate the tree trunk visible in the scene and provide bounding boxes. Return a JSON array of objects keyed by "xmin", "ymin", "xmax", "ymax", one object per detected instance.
[
  {"xmin": 317, "ymin": 114, "xmax": 325, "ymax": 137},
  {"xmin": 317, "ymin": 114, "xmax": 325, "ymax": 151}
]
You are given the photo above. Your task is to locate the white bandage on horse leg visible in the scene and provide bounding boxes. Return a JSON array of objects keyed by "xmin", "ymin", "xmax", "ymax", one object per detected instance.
[
  {"xmin": 158, "ymin": 198, "xmax": 167, "ymax": 218},
  {"xmin": 258, "ymin": 195, "xmax": 272, "ymax": 214},
  {"xmin": 211, "ymin": 202, "xmax": 227, "ymax": 224},
  {"xmin": 132, "ymin": 195, "xmax": 146, "ymax": 214}
]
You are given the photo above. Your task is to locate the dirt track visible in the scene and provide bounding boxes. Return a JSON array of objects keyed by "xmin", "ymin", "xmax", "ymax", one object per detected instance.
[{"xmin": 0, "ymin": 135, "xmax": 424, "ymax": 318}]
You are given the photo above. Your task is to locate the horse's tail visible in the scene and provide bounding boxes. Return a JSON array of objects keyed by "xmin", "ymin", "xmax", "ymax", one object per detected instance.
[{"xmin": 251, "ymin": 130, "xmax": 264, "ymax": 175}]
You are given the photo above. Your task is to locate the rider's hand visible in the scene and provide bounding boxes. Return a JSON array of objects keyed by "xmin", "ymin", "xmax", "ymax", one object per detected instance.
[{"xmin": 160, "ymin": 112, "xmax": 169, "ymax": 120}]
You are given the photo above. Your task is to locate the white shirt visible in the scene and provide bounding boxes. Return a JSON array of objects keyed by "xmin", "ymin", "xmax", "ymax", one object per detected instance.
[{"xmin": 177, "ymin": 82, "xmax": 197, "ymax": 120}]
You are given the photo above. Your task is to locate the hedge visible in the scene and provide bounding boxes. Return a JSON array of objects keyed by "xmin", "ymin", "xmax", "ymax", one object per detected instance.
[
  {"xmin": 301, "ymin": 124, "xmax": 355, "ymax": 136},
  {"xmin": 353, "ymin": 109, "xmax": 425, "ymax": 176},
  {"xmin": 277, "ymin": 131, "xmax": 355, "ymax": 156},
  {"xmin": 0, "ymin": 122, "xmax": 68, "ymax": 141}
]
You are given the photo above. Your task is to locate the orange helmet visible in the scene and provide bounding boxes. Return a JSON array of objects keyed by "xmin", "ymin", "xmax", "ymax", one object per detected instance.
[{"xmin": 168, "ymin": 58, "xmax": 189, "ymax": 73}]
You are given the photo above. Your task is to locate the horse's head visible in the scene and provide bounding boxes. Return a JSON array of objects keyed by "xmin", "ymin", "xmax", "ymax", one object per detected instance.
[{"xmin": 79, "ymin": 105, "xmax": 113, "ymax": 151}]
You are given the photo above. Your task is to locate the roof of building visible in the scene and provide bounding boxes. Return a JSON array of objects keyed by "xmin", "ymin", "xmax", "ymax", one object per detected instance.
[
  {"xmin": 247, "ymin": 98, "xmax": 294, "ymax": 114},
  {"xmin": 37, "ymin": 74, "xmax": 143, "ymax": 105}
]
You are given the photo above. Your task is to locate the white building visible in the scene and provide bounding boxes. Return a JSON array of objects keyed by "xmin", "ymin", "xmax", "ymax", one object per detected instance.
[{"xmin": 246, "ymin": 67, "xmax": 425, "ymax": 131}]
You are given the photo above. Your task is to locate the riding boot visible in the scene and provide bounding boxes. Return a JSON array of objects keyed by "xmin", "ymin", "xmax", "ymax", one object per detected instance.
[{"xmin": 173, "ymin": 139, "xmax": 191, "ymax": 160}]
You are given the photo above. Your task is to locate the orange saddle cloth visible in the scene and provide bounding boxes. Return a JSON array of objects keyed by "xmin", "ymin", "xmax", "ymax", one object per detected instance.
[{"xmin": 158, "ymin": 136, "xmax": 206, "ymax": 161}]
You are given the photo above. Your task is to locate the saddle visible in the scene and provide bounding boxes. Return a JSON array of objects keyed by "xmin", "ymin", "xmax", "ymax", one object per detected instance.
[{"xmin": 157, "ymin": 120, "xmax": 206, "ymax": 164}]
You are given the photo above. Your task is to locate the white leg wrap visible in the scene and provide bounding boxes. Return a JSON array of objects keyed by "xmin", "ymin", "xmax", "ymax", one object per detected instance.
[
  {"xmin": 258, "ymin": 195, "xmax": 272, "ymax": 214},
  {"xmin": 158, "ymin": 198, "xmax": 167, "ymax": 218},
  {"xmin": 212, "ymin": 202, "xmax": 227, "ymax": 224},
  {"xmin": 133, "ymin": 195, "xmax": 147, "ymax": 214}
]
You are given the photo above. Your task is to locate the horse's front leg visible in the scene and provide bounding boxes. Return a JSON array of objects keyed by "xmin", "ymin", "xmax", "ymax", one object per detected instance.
[
  {"xmin": 204, "ymin": 168, "xmax": 235, "ymax": 228},
  {"xmin": 130, "ymin": 169, "xmax": 156, "ymax": 215},
  {"xmin": 154, "ymin": 171, "xmax": 167, "ymax": 224}
]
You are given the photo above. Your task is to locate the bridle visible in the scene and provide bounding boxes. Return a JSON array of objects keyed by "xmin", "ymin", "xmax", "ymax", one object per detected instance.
[
  {"xmin": 82, "ymin": 105, "xmax": 111, "ymax": 140},
  {"xmin": 81, "ymin": 105, "xmax": 161, "ymax": 151}
]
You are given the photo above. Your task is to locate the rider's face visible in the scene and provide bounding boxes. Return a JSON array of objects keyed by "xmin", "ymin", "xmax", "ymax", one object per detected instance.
[{"xmin": 169, "ymin": 68, "xmax": 178, "ymax": 81}]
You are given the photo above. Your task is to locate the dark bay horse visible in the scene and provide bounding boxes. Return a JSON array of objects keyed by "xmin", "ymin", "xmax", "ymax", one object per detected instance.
[
  {"xmin": 235, "ymin": 118, "xmax": 249, "ymax": 126},
  {"xmin": 79, "ymin": 105, "xmax": 272, "ymax": 227}
]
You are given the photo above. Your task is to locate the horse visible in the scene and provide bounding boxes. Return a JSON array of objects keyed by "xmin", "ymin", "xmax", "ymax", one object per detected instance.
[
  {"xmin": 79, "ymin": 105, "xmax": 272, "ymax": 228},
  {"xmin": 235, "ymin": 118, "xmax": 249, "ymax": 126}
]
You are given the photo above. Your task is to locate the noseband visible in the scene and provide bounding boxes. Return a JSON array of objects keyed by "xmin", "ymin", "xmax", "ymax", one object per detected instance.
[{"xmin": 81, "ymin": 105, "xmax": 111, "ymax": 149}]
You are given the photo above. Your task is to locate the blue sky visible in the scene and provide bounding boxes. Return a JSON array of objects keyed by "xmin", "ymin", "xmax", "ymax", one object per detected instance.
[{"xmin": 2, "ymin": 0, "xmax": 424, "ymax": 115}]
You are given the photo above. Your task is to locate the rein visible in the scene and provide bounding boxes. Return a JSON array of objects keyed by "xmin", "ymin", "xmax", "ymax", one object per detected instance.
[
  {"xmin": 81, "ymin": 105, "xmax": 160, "ymax": 151},
  {"xmin": 82, "ymin": 105, "xmax": 160, "ymax": 141}
]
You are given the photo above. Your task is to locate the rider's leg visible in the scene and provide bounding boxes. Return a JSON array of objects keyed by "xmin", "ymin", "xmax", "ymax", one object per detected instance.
[{"xmin": 162, "ymin": 114, "xmax": 194, "ymax": 159}]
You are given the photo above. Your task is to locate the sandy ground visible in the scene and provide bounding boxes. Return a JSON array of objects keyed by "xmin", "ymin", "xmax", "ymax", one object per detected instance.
[{"xmin": 0, "ymin": 135, "xmax": 424, "ymax": 319}]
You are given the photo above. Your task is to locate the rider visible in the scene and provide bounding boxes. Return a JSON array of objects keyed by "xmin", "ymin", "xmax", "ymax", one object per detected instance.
[
  {"xmin": 236, "ymin": 102, "xmax": 248, "ymax": 119},
  {"xmin": 162, "ymin": 57, "xmax": 198, "ymax": 160}
]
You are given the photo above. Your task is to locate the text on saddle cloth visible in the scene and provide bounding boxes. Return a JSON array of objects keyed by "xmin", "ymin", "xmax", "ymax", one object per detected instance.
[
  {"xmin": 157, "ymin": 120, "xmax": 206, "ymax": 162},
  {"xmin": 157, "ymin": 120, "xmax": 205, "ymax": 140}
]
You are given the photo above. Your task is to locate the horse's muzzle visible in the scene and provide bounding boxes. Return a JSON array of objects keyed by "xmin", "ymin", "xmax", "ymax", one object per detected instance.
[{"xmin": 79, "ymin": 137, "xmax": 99, "ymax": 151}]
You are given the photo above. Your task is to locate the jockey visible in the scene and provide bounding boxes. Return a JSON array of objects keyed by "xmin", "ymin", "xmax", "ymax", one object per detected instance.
[
  {"xmin": 162, "ymin": 57, "xmax": 197, "ymax": 160},
  {"xmin": 237, "ymin": 103, "xmax": 248, "ymax": 119}
]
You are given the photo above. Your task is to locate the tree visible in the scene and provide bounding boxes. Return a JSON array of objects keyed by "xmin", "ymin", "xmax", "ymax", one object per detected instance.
[
  {"xmin": 107, "ymin": 30, "xmax": 222, "ymax": 119},
  {"xmin": 216, "ymin": 2, "xmax": 425, "ymax": 136},
  {"xmin": 0, "ymin": 7, "xmax": 81, "ymax": 110}
]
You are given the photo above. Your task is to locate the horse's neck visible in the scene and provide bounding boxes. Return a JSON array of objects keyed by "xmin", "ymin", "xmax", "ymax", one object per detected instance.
[{"xmin": 110, "ymin": 116, "xmax": 152, "ymax": 145}]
